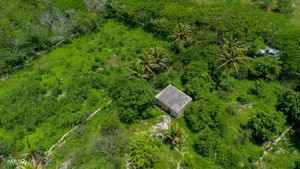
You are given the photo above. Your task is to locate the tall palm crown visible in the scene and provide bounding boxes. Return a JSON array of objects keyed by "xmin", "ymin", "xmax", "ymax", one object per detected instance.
[
  {"xmin": 165, "ymin": 123, "xmax": 185, "ymax": 146},
  {"xmin": 17, "ymin": 150, "xmax": 45, "ymax": 169},
  {"xmin": 137, "ymin": 53, "xmax": 157, "ymax": 75},
  {"xmin": 170, "ymin": 23, "xmax": 193, "ymax": 51},
  {"xmin": 128, "ymin": 47, "xmax": 170, "ymax": 79},
  {"xmin": 17, "ymin": 161, "xmax": 44, "ymax": 169},
  {"xmin": 127, "ymin": 63, "xmax": 151, "ymax": 79},
  {"xmin": 217, "ymin": 40, "xmax": 247, "ymax": 78},
  {"xmin": 147, "ymin": 47, "xmax": 170, "ymax": 70}
]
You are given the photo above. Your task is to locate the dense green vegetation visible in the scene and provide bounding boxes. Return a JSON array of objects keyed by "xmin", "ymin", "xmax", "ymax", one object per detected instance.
[
  {"xmin": 0, "ymin": 0, "xmax": 103, "ymax": 76},
  {"xmin": 1, "ymin": 0, "xmax": 300, "ymax": 169}
]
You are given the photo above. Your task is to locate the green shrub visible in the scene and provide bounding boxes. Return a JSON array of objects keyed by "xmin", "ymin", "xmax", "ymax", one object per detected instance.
[
  {"xmin": 215, "ymin": 147, "xmax": 241, "ymax": 169},
  {"xmin": 150, "ymin": 73, "xmax": 170, "ymax": 89},
  {"xmin": 226, "ymin": 103, "xmax": 239, "ymax": 115},
  {"xmin": 217, "ymin": 80, "xmax": 234, "ymax": 92},
  {"xmin": 236, "ymin": 93, "xmax": 251, "ymax": 105},
  {"xmin": 109, "ymin": 78, "xmax": 155, "ymax": 123},
  {"xmin": 193, "ymin": 129, "xmax": 223, "ymax": 157},
  {"xmin": 185, "ymin": 97, "xmax": 225, "ymax": 133},
  {"xmin": 165, "ymin": 123, "xmax": 186, "ymax": 147},
  {"xmin": 100, "ymin": 115, "xmax": 120, "ymax": 135},
  {"xmin": 272, "ymin": 29, "xmax": 300, "ymax": 73},
  {"xmin": 295, "ymin": 160, "xmax": 300, "ymax": 169},
  {"xmin": 128, "ymin": 135, "xmax": 160, "ymax": 168},
  {"xmin": 276, "ymin": 0, "xmax": 294, "ymax": 16},
  {"xmin": 278, "ymin": 90, "xmax": 300, "ymax": 125},
  {"xmin": 184, "ymin": 73, "xmax": 215, "ymax": 100},
  {"xmin": 175, "ymin": 44, "xmax": 220, "ymax": 66},
  {"xmin": 248, "ymin": 57, "xmax": 282, "ymax": 81},
  {"xmin": 248, "ymin": 37, "xmax": 266, "ymax": 56},
  {"xmin": 181, "ymin": 61, "xmax": 209, "ymax": 84},
  {"xmin": 248, "ymin": 109, "xmax": 286, "ymax": 142},
  {"xmin": 248, "ymin": 80, "xmax": 272, "ymax": 98},
  {"xmin": 0, "ymin": 137, "xmax": 14, "ymax": 156}
]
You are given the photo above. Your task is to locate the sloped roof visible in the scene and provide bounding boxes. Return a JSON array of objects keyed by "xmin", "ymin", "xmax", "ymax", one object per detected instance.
[{"xmin": 155, "ymin": 84, "xmax": 192, "ymax": 115}]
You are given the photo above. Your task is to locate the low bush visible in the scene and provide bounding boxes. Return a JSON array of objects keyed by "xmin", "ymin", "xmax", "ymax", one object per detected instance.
[
  {"xmin": 109, "ymin": 78, "xmax": 155, "ymax": 123},
  {"xmin": 248, "ymin": 109, "xmax": 286, "ymax": 142},
  {"xmin": 128, "ymin": 135, "xmax": 160, "ymax": 168},
  {"xmin": 248, "ymin": 57, "xmax": 282, "ymax": 81},
  {"xmin": 184, "ymin": 73, "xmax": 215, "ymax": 100},
  {"xmin": 236, "ymin": 93, "xmax": 251, "ymax": 105},
  {"xmin": 193, "ymin": 129, "xmax": 223, "ymax": 157},
  {"xmin": 185, "ymin": 97, "xmax": 225, "ymax": 133},
  {"xmin": 278, "ymin": 90, "xmax": 300, "ymax": 125},
  {"xmin": 181, "ymin": 61, "xmax": 209, "ymax": 84}
]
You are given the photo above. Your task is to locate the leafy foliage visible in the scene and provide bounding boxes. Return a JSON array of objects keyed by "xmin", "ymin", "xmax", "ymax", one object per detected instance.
[
  {"xmin": 295, "ymin": 160, "xmax": 300, "ymax": 169},
  {"xmin": 109, "ymin": 78, "xmax": 155, "ymax": 123},
  {"xmin": 278, "ymin": 90, "xmax": 300, "ymax": 125},
  {"xmin": 217, "ymin": 39, "xmax": 247, "ymax": 78},
  {"xmin": 0, "ymin": 0, "xmax": 104, "ymax": 76},
  {"xmin": 1, "ymin": 0, "xmax": 300, "ymax": 168},
  {"xmin": 184, "ymin": 73, "xmax": 215, "ymax": 99},
  {"xmin": 248, "ymin": 109, "xmax": 286, "ymax": 142},
  {"xmin": 165, "ymin": 123, "xmax": 186, "ymax": 147},
  {"xmin": 170, "ymin": 23, "xmax": 193, "ymax": 52},
  {"xmin": 128, "ymin": 47, "xmax": 171, "ymax": 79},
  {"xmin": 185, "ymin": 97, "xmax": 225, "ymax": 133},
  {"xmin": 0, "ymin": 20, "xmax": 166, "ymax": 155},
  {"xmin": 128, "ymin": 135, "xmax": 160, "ymax": 168},
  {"xmin": 193, "ymin": 129, "xmax": 223, "ymax": 157},
  {"xmin": 248, "ymin": 57, "xmax": 282, "ymax": 81},
  {"xmin": 276, "ymin": 0, "xmax": 295, "ymax": 16},
  {"xmin": 93, "ymin": 116, "xmax": 129, "ymax": 168},
  {"xmin": 181, "ymin": 61, "xmax": 209, "ymax": 84}
]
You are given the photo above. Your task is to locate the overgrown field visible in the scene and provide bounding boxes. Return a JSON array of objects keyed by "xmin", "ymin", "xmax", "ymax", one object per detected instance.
[
  {"xmin": 1, "ymin": 0, "xmax": 300, "ymax": 169},
  {"xmin": 0, "ymin": 20, "xmax": 168, "ymax": 156}
]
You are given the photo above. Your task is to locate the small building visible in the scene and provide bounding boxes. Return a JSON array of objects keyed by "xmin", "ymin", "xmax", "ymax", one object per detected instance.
[{"xmin": 155, "ymin": 84, "xmax": 192, "ymax": 117}]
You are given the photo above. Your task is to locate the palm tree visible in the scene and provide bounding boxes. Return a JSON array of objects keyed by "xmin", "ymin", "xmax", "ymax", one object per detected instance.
[
  {"xmin": 217, "ymin": 39, "xmax": 247, "ymax": 79},
  {"xmin": 170, "ymin": 23, "xmax": 193, "ymax": 52},
  {"xmin": 128, "ymin": 47, "xmax": 171, "ymax": 79},
  {"xmin": 137, "ymin": 53, "xmax": 157, "ymax": 76},
  {"xmin": 146, "ymin": 47, "xmax": 171, "ymax": 71},
  {"xmin": 165, "ymin": 123, "xmax": 185, "ymax": 147},
  {"xmin": 127, "ymin": 63, "xmax": 152, "ymax": 79},
  {"xmin": 17, "ymin": 160, "xmax": 44, "ymax": 169},
  {"xmin": 17, "ymin": 150, "xmax": 45, "ymax": 169}
]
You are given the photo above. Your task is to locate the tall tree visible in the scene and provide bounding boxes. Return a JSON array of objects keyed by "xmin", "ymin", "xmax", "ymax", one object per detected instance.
[
  {"xmin": 170, "ymin": 23, "xmax": 193, "ymax": 52},
  {"xmin": 217, "ymin": 39, "xmax": 247, "ymax": 79},
  {"xmin": 127, "ymin": 63, "xmax": 151, "ymax": 79},
  {"xmin": 147, "ymin": 47, "xmax": 170, "ymax": 71},
  {"xmin": 137, "ymin": 53, "xmax": 157, "ymax": 75},
  {"xmin": 132, "ymin": 47, "xmax": 170, "ymax": 78}
]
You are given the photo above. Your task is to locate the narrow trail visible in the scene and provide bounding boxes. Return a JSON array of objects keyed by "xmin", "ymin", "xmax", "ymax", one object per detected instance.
[
  {"xmin": 256, "ymin": 127, "xmax": 292, "ymax": 168},
  {"xmin": 45, "ymin": 100, "xmax": 112, "ymax": 160}
]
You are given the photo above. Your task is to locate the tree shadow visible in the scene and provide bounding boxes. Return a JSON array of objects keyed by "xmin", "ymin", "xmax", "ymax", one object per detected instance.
[
  {"xmin": 240, "ymin": 124, "xmax": 264, "ymax": 147},
  {"xmin": 289, "ymin": 129, "xmax": 300, "ymax": 152}
]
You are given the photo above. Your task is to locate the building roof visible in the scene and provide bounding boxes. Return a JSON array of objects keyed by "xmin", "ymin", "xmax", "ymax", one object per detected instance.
[{"xmin": 155, "ymin": 84, "xmax": 192, "ymax": 116}]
